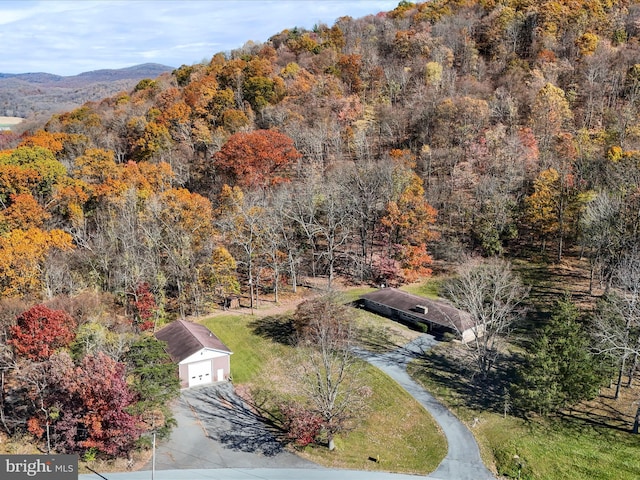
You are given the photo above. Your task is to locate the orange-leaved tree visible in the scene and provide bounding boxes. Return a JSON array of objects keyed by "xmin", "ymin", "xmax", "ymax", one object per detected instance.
[
  {"xmin": 0, "ymin": 146, "xmax": 67, "ymax": 200},
  {"xmin": 18, "ymin": 130, "xmax": 67, "ymax": 155},
  {"xmin": 0, "ymin": 227, "xmax": 74, "ymax": 297},
  {"xmin": 0, "ymin": 193, "xmax": 50, "ymax": 231},
  {"xmin": 381, "ymin": 169, "xmax": 438, "ymax": 282}
]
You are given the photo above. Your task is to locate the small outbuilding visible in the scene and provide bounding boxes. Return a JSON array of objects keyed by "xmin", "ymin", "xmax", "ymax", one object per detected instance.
[
  {"xmin": 359, "ymin": 288, "xmax": 477, "ymax": 343},
  {"xmin": 155, "ymin": 319, "xmax": 233, "ymax": 389}
]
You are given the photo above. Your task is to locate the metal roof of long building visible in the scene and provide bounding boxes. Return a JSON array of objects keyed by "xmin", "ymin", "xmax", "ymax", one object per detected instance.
[{"xmin": 360, "ymin": 288, "xmax": 474, "ymax": 332}]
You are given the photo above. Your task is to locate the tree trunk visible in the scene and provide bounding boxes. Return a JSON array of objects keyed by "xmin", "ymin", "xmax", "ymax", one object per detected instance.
[
  {"xmin": 274, "ymin": 271, "xmax": 279, "ymax": 303},
  {"xmin": 249, "ymin": 278, "xmax": 254, "ymax": 314},
  {"xmin": 0, "ymin": 371, "xmax": 10, "ymax": 434},
  {"xmin": 629, "ymin": 352, "xmax": 639, "ymax": 387},
  {"xmin": 557, "ymin": 197, "xmax": 565, "ymax": 262},
  {"xmin": 616, "ymin": 356, "xmax": 627, "ymax": 400},
  {"xmin": 328, "ymin": 435, "xmax": 335, "ymax": 451},
  {"xmin": 557, "ymin": 230, "xmax": 564, "ymax": 263},
  {"xmin": 289, "ymin": 253, "xmax": 297, "ymax": 293},
  {"xmin": 633, "ymin": 401, "xmax": 640, "ymax": 433}
]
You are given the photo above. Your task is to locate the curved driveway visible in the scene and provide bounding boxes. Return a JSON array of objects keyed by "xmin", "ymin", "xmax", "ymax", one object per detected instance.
[
  {"xmin": 80, "ymin": 334, "xmax": 494, "ymax": 480},
  {"xmin": 354, "ymin": 334, "xmax": 495, "ymax": 480}
]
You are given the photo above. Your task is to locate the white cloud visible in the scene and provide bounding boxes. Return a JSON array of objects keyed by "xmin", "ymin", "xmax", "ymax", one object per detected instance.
[{"xmin": 0, "ymin": 0, "xmax": 399, "ymax": 75}]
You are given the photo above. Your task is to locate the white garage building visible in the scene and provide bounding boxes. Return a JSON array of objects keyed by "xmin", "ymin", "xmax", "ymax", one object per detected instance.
[{"xmin": 155, "ymin": 319, "xmax": 233, "ymax": 389}]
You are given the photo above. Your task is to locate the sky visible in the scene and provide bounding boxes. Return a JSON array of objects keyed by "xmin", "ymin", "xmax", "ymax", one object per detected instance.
[{"xmin": 0, "ymin": 0, "xmax": 400, "ymax": 76}]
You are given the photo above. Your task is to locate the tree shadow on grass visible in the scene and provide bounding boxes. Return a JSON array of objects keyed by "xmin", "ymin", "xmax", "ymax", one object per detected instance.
[
  {"xmin": 249, "ymin": 314, "xmax": 296, "ymax": 346},
  {"xmin": 412, "ymin": 347, "xmax": 523, "ymax": 415},
  {"xmin": 415, "ymin": 344, "xmax": 640, "ymax": 442},
  {"xmin": 555, "ymin": 409, "xmax": 633, "ymax": 435},
  {"xmin": 355, "ymin": 324, "xmax": 409, "ymax": 354}
]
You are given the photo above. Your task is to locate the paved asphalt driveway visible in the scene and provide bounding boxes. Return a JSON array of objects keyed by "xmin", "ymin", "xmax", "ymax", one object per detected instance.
[
  {"xmin": 80, "ymin": 334, "xmax": 495, "ymax": 480},
  {"xmin": 354, "ymin": 335, "xmax": 496, "ymax": 480},
  {"xmin": 151, "ymin": 382, "xmax": 317, "ymax": 470}
]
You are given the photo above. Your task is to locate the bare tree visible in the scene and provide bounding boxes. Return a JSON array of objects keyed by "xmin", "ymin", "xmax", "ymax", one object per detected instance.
[
  {"xmin": 291, "ymin": 293, "xmax": 370, "ymax": 450},
  {"xmin": 312, "ymin": 183, "xmax": 356, "ymax": 289},
  {"xmin": 443, "ymin": 256, "xmax": 529, "ymax": 379},
  {"xmin": 593, "ymin": 251, "xmax": 640, "ymax": 400},
  {"xmin": 591, "ymin": 250, "xmax": 640, "ymax": 432},
  {"xmin": 217, "ymin": 188, "xmax": 267, "ymax": 312}
]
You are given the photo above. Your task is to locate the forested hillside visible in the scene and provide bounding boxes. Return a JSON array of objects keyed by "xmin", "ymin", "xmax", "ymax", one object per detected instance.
[{"xmin": 2, "ymin": 0, "xmax": 640, "ymax": 466}]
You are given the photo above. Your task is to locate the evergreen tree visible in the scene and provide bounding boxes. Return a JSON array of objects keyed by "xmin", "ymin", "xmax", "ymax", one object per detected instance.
[
  {"xmin": 125, "ymin": 336, "xmax": 180, "ymax": 410},
  {"xmin": 514, "ymin": 295, "xmax": 603, "ymax": 416}
]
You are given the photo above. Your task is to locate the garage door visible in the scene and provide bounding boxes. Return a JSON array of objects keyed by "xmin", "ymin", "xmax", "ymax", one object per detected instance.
[{"xmin": 188, "ymin": 360, "xmax": 212, "ymax": 387}]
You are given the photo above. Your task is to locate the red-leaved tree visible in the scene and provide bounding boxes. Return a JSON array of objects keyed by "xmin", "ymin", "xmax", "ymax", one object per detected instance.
[
  {"xmin": 27, "ymin": 351, "xmax": 141, "ymax": 457},
  {"xmin": 130, "ymin": 282, "xmax": 157, "ymax": 331},
  {"xmin": 212, "ymin": 129, "xmax": 301, "ymax": 188},
  {"xmin": 8, "ymin": 304, "xmax": 77, "ymax": 361}
]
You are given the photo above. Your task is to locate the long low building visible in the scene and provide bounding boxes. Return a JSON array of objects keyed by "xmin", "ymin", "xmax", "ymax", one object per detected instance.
[{"xmin": 359, "ymin": 288, "xmax": 478, "ymax": 343}]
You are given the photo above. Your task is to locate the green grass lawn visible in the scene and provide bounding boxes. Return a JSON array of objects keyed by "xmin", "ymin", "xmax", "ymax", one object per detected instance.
[
  {"xmin": 202, "ymin": 310, "xmax": 446, "ymax": 474},
  {"xmin": 400, "ymin": 279, "xmax": 443, "ymax": 299},
  {"xmin": 296, "ymin": 365, "xmax": 446, "ymax": 474},
  {"xmin": 408, "ymin": 349, "xmax": 640, "ymax": 480},
  {"xmin": 476, "ymin": 416, "xmax": 640, "ymax": 480}
]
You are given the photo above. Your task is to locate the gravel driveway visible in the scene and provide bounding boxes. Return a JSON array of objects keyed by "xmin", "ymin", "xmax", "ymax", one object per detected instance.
[{"xmin": 151, "ymin": 382, "xmax": 319, "ymax": 470}]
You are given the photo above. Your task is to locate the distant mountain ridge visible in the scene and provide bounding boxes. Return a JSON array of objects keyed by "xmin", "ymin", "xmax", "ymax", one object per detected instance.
[
  {"xmin": 0, "ymin": 63, "xmax": 175, "ymax": 123},
  {"xmin": 0, "ymin": 63, "xmax": 174, "ymax": 85}
]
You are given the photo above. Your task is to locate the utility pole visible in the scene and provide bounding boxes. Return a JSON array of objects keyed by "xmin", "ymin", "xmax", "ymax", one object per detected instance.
[{"xmin": 152, "ymin": 430, "xmax": 156, "ymax": 480}]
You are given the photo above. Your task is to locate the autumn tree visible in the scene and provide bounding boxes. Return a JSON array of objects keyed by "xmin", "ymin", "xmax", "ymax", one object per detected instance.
[
  {"xmin": 0, "ymin": 146, "xmax": 66, "ymax": 200},
  {"xmin": 72, "ymin": 148, "xmax": 119, "ymax": 186},
  {"xmin": 0, "ymin": 165, "xmax": 42, "ymax": 207},
  {"xmin": 212, "ymin": 129, "xmax": 302, "ymax": 188},
  {"xmin": 29, "ymin": 351, "xmax": 141, "ymax": 456},
  {"xmin": 216, "ymin": 185, "xmax": 265, "ymax": 311},
  {"xmin": 524, "ymin": 166, "xmax": 588, "ymax": 261},
  {"xmin": 129, "ymin": 282, "xmax": 158, "ymax": 331},
  {"xmin": 381, "ymin": 167, "xmax": 437, "ymax": 283},
  {"xmin": 18, "ymin": 130, "xmax": 66, "ymax": 155},
  {"xmin": 530, "ymin": 83, "xmax": 573, "ymax": 166},
  {"xmin": 0, "ymin": 228, "xmax": 74, "ymax": 297},
  {"xmin": 0, "ymin": 193, "xmax": 50, "ymax": 231},
  {"xmin": 8, "ymin": 304, "xmax": 76, "ymax": 361},
  {"xmin": 142, "ymin": 188, "xmax": 215, "ymax": 316},
  {"xmin": 205, "ymin": 246, "xmax": 240, "ymax": 307}
]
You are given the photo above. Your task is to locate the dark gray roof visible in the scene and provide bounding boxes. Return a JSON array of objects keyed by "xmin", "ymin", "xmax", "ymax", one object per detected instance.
[
  {"xmin": 155, "ymin": 319, "xmax": 232, "ymax": 363},
  {"xmin": 361, "ymin": 288, "xmax": 473, "ymax": 332}
]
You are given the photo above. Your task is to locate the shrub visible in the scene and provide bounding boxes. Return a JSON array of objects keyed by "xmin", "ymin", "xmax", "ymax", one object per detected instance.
[{"xmin": 279, "ymin": 401, "xmax": 323, "ymax": 447}]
